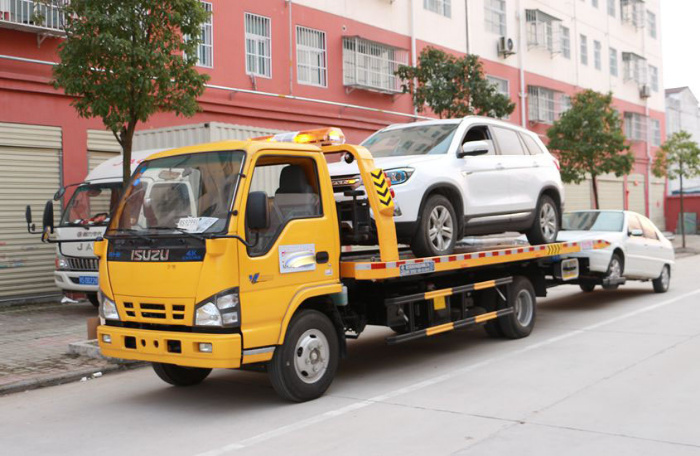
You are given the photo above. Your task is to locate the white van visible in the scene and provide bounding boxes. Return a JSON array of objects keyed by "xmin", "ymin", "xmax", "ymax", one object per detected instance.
[{"xmin": 53, "ymin": 149, "xmax": 164, "ymax": 306}]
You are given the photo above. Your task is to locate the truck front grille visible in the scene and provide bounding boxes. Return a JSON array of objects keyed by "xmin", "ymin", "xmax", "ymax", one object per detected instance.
[
  {"xmin": 67, "ymin": 257, "xmax": 99, "ymax": 271},
  {"xmin": 122, "ymin": 301, "xmax": 187, "ymax": 322}
]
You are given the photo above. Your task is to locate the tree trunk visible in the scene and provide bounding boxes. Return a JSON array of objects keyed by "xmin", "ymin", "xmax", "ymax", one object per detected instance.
[
  {"xmin": 679, "ymin": 159, "xmax": 686, "ymax": 249},
  {"xmin": 591, "ymin": 174, "xmax": 600, "ymax": 210},
  {"xmin": 119, "ymin": 123, "xmax": 137, "ymax": 190}
]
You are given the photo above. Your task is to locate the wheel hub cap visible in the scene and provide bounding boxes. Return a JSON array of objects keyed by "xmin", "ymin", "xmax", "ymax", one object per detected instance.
[
  {"xmin": 429, "ymin": 205, "xmax": 454, "ymax": 252},
  {"xmin": 539, "ymin": 203, "xmax": 557, "ymax": 241},
  {"xmin": 294, "ymin": 329, "xmax": 330, "ymax": 384},
  {"xmin": 514, "ymin": 290, "xmax": 534, "ymax": 326}
]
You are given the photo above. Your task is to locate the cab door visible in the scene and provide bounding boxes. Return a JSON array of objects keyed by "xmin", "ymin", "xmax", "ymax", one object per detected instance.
[{"xmin": 236, "ymin": 152, "xmax": 340, "ymax": 350}]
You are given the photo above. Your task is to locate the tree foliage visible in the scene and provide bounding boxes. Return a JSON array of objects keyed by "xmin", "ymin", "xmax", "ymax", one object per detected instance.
[
  {"xmin": 546, "ymin": 90, "xmax": 633, "ymax": 208},
  {"xmin": 53, "ymin": 0, "xmax": 210, "ymax": 186},
  {"xmin": 396, "ymin": 47, "xmax": 515, "ymax": 119},
  {"xmin": 652, "ymin": 130, "xmax": 700, "ymax": 180}
]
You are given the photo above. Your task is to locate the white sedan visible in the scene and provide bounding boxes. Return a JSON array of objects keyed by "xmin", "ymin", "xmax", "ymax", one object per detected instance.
[{"xmin": 557, "ymin": 210, "xmax": 675, "ymax": 293}]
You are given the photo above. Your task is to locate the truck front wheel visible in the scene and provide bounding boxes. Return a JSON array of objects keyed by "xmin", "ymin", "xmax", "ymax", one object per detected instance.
[
  {"xmin": 152, "ymin": 363, "xmax": 211, "ymax": 386},
  {"xmin": 268, "ymin": 310, "xmax": 339, "ymax": 402}
]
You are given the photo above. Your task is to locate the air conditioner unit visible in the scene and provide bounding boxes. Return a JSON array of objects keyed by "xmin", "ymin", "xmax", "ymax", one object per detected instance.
[
  {"xmin": 497, "ymin": 36, "xmax": 516, "ymax": 58},
  {"xmin": 639, "ymin": 84, "xmax": 651, "ymax": 99}
]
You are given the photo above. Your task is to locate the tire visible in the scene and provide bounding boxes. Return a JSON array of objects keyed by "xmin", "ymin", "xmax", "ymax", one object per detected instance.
[
  {"xmin": 268, "ymin": 310, "xmax": 339, "ymax": 402},
  {"xmin": 152, "ymin": 363, "xmax": 211, "ymax": 386},
  {"xmin": 87, "ymin": 292, "xmax": 100, "ymax": 308},
  {"xmin": 652, "ymin": 265, "xmax": 671, "ymax": 293},
  {"xmin": 478, "ymin": 289, "xmax": 504, "ymax": 338},
  {"xmin": 602, "ymin": 253, "xmax": 624, "ymax": 290},
  {"xmin": 498, "ymin": 276, "xmax": 536, "ymax": 339},
  {"xmin": 579, "ymin": 282, "xmax": 596, "ymax": 293},
  {"xmin": 526, "ymin": 195, "xmax": 559, "ymax": 245},
  {"xmin": 411, "ymin": 195, "xmax": 458, "ymax": 257}
]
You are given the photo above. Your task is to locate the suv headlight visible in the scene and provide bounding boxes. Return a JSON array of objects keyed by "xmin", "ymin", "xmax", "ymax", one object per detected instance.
[
  {"xmin": 56, "ymin": 254, "xmax": 70, "ymax": 271},
  {"xmin": 98, "ymin": 289, "xmax": 120, "ymax": 321},
  {"xmin": 385, "ymin": 168, "xmax": 414, "ymax": 185},
  {"xmin": 194, "ymin": 288, "xmax": 240, "ymax": 328}
]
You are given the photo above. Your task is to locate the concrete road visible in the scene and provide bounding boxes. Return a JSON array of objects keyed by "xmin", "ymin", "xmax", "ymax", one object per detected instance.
[{"xmin": 2, "ymin": 256, "xmax": 700, "ymax": 456}]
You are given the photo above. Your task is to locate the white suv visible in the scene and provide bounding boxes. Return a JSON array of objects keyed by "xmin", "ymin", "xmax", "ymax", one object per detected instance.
[{"xmin": 329, "ymin": 116, "xmax": 565, "ymax": 257}]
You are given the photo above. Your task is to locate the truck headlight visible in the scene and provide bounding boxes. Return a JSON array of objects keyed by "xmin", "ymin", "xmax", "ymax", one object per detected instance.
[
  {"xmin": 56, "ymin": 254, "xmax": 70, "ymax": 271},
  {"xmin": 194, "ymin": 288, "xmax": 240, "ymax": 328},
  {"xmin": 385, "ymin": 168, "xmax": 414, "ymax": 185},
  {"xmin": 98, "ymin": 289, "xmax": 120, "ymax": 321}
]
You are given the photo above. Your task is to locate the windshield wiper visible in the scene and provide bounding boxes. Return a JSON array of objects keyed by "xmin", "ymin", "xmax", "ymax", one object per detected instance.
[
  {"xmin": 106, "ymin": 228, "xmax": 153, "ymax": 243},
  {"xmin": 147, "ymin": 226, "xmax": 206, "ymax": 241}
]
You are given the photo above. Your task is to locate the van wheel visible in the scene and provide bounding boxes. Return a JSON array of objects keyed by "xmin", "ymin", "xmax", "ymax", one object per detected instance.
[
  {"xmin": 152, "ymin": 363, "xmax": 211, "ymax": 386},
  {"xmin": 652, "ymin": 265, "xmax": 671, "ymax": 293},
  {"xmin": 526, "ymin": 195, "xmax": 559, "ymax": 245},
  {"xmin": 268, "ymin": 310, "xmax": 339, "ymax": 402},
  {"xmin": 499, "ymin": 276, "xmax": 536, "ymax": 339},
  {"xmin": 412, "ymin": 195, "xmax": 458, "ymax": 257},
  {"xmin": 87, "ymin": 292, "xmax": 100, "ymax": 308}
]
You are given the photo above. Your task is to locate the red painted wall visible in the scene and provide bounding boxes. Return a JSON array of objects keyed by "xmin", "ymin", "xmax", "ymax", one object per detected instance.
[{"xmin": 665, "ymin": 195, "xmax": 700, "ymax": 233}]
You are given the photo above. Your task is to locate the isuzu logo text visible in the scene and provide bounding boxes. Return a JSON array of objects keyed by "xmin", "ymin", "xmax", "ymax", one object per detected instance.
[{"xmin": 130, "ymin": 249, "xmax": 170, "ymax": 262}]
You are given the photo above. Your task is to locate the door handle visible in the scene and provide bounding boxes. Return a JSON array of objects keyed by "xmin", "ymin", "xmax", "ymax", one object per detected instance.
[
  {"xmin": 496, "ymin": 163, "xmax": 505, "ymax": 170},
  {"xmin": 316, "ymin": 251, "xmax": 329, "ymax": 264}
]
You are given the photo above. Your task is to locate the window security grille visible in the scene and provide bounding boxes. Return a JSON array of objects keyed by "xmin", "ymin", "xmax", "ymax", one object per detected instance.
[
  {"xmin": 296, "ymin": 26, "xmax": 327, "ymax": 87},
  {"xmin": 245, "ymin": 13, "xmax": 271, "ymax": 78},
  {"xmin": 622, "ymin": 52, "xmax": 647, "ymax": 85},
  {"xmin": 484, "ymin": 0, "xmax": 506, "ymax": 35},
  {"xmin": 424, "ymin": 0, "xmax": 451, "ymax": 18},
  {"xmin": 196, "ymin": 2, "xmax": 213, "ymax": 68},
  {"xmin": 342, "ymin": 37, "xmax": 408, "ymax": 94},
  {"xmin": 621, "ymin": 0, "xmax": 645, "ymax": 29},
  {"xmin": 526, "ymin": 9, "xmax": 562, "ymax": 55},
  {"xmin": 528, "ymin": 86, "xmax": 569, "ymax": 124},
  {"xmin": 624, "ymin": 112, "xmax": 647, "ymax": 141}
]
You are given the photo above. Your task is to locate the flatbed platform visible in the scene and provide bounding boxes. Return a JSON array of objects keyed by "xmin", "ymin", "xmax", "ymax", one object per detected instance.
[{"xmin": 340, "ymin": 240, "xmax": 610, "ymax": 280}]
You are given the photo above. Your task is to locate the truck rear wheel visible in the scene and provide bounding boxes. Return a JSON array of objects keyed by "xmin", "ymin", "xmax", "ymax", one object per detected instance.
[
  {"xmin": 268, "ymin": 310, "xmax": 339, "ymax": 402},
  {"xmin": 498, "ymin": 276, "xmax": 536, "ymax": 339},
  {"xmin": 152, "ymin": 363, "xmax": 211, "ymax": 386}
]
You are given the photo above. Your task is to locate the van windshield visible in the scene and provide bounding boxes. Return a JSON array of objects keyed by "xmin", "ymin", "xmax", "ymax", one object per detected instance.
[
  {"xmin": 361, "ymin": 124, "xmax": 459, "ymax": 157},
  {"xmin": 60, "ymin": 183, "xmax": 123, "ymax": 227},
  {"xmin": 109, "ymin": 151, "xmax": 244, "ymax": 235}
]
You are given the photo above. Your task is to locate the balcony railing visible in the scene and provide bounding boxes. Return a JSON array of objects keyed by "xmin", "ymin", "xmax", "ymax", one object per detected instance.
[{"xmin": 0, "ymin": 0, "xmax": 68, "ymax": 35}]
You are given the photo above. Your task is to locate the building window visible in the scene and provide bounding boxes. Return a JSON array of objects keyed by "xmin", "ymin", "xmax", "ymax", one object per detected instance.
[
  {"xmin": 424, "ymin": 0, "xmax": 451, "ymax": 17},
  {"xmin": 621, "ymin": 0, "xmax": 644, "ymax": 29},
  {"xmin": 649, "ymin": 65, "xmax": 658, "ymax": 92},
  {"xmin": 609, "ymin": 47, "xmax": 618, "ymax": 77},
  {"xmin": 561, "ymin": 26, "xmax": 571, "ymax": 59},
  {"xmin": 647, "ymin": 10, "xmax": 657, "ymax": 38},
  {"xmin": 650, "ymin": 118, "xmax": 661, "ymax": 146},
  {"xmin": 594, "ymin": 40, "xmax": 601, "ymax": 70},
  {"xmin": 592, "ymin": 0, "xmax": 599, "ymax": 8},
  {"xmin": 487, "ymin": 75, "xmax": 510, "ymax": 119},
  {"xmin": 296, "ymin": 26, "xmax": 327, "ymax": 87},
  {"xmin": 580, "ymin": 34, "xmax": 588, "ymax": 65},
  {"xmin": 342, "ymin": 37, "xmax": 408, "ymax": 93},
  {"xmin": 245, "ymin": 13, "xmax": 272, "ymax": 78},
  {"xmin": 528, "ymin": 86, "xmax": 569, "ymax": 124},
  {"xmin": 622, "ymin": 52, "xmax": 647, "ymax": 85},
  {"xmin": 607, "ymin": 0, "xmax": 615, "ymax": 16},
  {"xmin": 484, "ymin": 0, "xmax": 506, "ymax": 35},
  {"xmin": 195, "ymin": 2, "xmax": 213, "ymax": 68},
  {"xmin": 526, "ymin": 9, "xmax": 562, "ymax": 54},
  {"xmin": 624, "ymin": 112, "xmax": 647, "ymax": 141}
]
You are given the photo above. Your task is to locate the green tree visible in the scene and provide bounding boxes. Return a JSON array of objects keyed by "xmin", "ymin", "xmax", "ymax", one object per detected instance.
[
  {"xmin": 546, "ymin": 90, "xmax": 633, "ymax": 209},
  {"xmin": 53, "ymin": 0, "xmax": 210, "ymax": 187},
  {"xmin": 396, "ymin": 47, "xmax": 515, "ymax": 119},
  {"xmin": 652, "ymin": 130, "xmax": 700, "ymax": 248}
]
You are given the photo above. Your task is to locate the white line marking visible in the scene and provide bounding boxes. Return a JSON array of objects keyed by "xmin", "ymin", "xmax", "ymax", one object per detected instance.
[{"xmin": 195, "ymin": 288, "xmax": 700, "ymax": 456}]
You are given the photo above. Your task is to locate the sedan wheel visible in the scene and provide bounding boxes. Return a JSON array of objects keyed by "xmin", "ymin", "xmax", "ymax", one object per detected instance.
[
  {"xmin": 602, "ymin": 254, "xmax": 623, "ymax": 290},
  {"xmin": 652, "ymin": 265, "xmax": 671, "ymax": 293}
]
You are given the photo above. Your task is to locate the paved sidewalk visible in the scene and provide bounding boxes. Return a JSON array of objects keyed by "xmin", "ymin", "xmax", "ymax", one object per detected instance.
[
  {"xmin": 670, "ymin": 233, "xmax": 700, "ymax": 257},
  {"xmin": 0, "ymin": 300, "xmax": 138, "ymax": 395}
]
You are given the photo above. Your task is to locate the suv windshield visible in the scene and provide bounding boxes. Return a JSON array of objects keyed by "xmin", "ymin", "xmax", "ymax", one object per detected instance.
[
  {"xmin": 562, "ymin": 211, "xmax": 624, "ymax": 232},
  {"xmin": 109, "ymin": 151, "xmax": 244, "ymax": 235},
  {"xmin": 60, "ymin": 183, "xmax": 123, "ymax": 227},
  {"xmin": 361, "ymin": 124, "xmax": 459, "ymax": 158}
]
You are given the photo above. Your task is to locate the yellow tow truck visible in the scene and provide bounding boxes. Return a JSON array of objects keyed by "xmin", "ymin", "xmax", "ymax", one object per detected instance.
[{"xmin": 31, "ymin": 128, "xmax": 608, "ymax": 402}]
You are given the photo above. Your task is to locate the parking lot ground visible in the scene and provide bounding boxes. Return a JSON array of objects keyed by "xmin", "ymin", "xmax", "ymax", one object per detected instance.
[
  {"xmin": 0, "ymin": 254, "xmax": 698, "ymax": 455},
  {"xmin": 0, "ymin": 301, "xmax": 134, "ymax": 394}
]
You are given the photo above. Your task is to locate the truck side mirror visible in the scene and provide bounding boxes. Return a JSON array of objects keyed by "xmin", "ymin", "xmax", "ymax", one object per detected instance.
[
  {"xmin": 42, "ymin": 200, "xmax": 55, "ymax": 235},
  {"xmin": 53, "ymin": 187, "xmax": 65, "ymax": 201},
  {"xmin": 247, "ymin": 191, "xmax": 270, "ymax": 230},
  {"xmin": 25, "ymin": 205, "xmax": 35, "ymax": 233},
  {"xmin": 458, "ymin": 140, "xmax": 490, "ymax": 158}
]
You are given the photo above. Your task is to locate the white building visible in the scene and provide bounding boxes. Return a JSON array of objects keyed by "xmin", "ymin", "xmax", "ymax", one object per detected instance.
[{"xmin": 666, "ymin": 87, "xmax": 700, "ymax": 194}]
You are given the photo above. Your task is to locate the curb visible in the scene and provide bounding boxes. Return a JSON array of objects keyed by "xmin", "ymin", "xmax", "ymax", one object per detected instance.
[{"xmin": 0, "ymin": 361, "xmax": 146, "ymax": 397}]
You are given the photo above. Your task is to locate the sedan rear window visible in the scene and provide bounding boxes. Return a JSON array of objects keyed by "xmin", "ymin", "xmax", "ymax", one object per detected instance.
[{"xmin": 362, "ymin": 124, "xmax": 459, "ymax": 158}]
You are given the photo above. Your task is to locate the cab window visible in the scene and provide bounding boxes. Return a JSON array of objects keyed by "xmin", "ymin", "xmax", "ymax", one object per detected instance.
[
  {"xmin": 492, "ymin": 127, "xmax": 527, "ymax": 155},
  {"xmin": 462, "ymin": 125, "xmax": 495, "ymax": 155},
  {"xmin": 246, "ymin": 156, "xmax": 322, "ymax": 256}
]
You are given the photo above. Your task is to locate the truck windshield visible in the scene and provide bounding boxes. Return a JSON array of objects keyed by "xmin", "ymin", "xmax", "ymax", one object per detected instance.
[
  {"xmin": 109, "ymin": 151, "xmax": 245, "ymax": 235},
  {"xmin": 361, "ymin": 123, "xmax": 459, "ymax": 157},
  {"xmin": 60, "ymin": 183, "xmax": 123, "ymax": 227},
  {"xmin": 562, "ymin": 211, "xmax": 624, "ymax": 232}
]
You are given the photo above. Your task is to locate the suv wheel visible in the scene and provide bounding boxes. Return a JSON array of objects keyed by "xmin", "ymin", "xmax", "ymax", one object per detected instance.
[
  {"xmin": 526, "ymin": 195, "xmax": 559, "ymax": 245},
  {"xmin": 411, "ymin": 195, "xmax": 458, "ymax": 257}
]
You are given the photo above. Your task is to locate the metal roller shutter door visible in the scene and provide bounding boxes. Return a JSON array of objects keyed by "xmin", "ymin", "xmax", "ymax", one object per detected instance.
[
  {"xmin": 0, "ymin": 123, "xmax": 62, "ymax": 301},
  {"xmin": 563, "ymin": 180, "xmax": 592, "ymax": 211},
  {"xmin": 87, "ymin": 130, "xmax": 121, "ymax": 172},
  {"xmin": 649, "ymin": 178, "xmax": 666, "ymax": 229},
  {"xmin": 627, "ymin": 174, "xmax": 646, "ymax": 215},
  {"xmin": 598, "ymin": 175, "xmax": 624, "ymax": 210}
]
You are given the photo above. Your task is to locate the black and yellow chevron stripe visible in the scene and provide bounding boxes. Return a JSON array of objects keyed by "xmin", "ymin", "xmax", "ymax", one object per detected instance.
[{"xmin": 370, "ymin": 169, "xmax": 393, "ymax": 209}]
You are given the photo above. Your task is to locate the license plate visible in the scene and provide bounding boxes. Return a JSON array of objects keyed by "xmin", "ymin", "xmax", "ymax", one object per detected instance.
[
  {"xmin": 78, "ymin": 276, "xmax": 98, "ymax": 286},
  {"xmin": 561, "ymin": 258, "xmax": 579, "ymax": 281}
]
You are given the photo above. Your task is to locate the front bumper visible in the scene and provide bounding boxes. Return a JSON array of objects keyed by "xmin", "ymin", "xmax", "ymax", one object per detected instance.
[
  {"xmin": 54, "ymin": 270, "xmax": 99, "ymax": 292},
  {"xmin": 97, "ymin": 325, "xmax": 242, "ymax": 369}
]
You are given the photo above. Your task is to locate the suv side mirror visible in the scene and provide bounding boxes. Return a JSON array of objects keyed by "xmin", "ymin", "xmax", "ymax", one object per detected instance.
[
  {"xmin": 629, "ymin": 228, "xmax": 643, "ymax": 237},
  {"xmin": 458, "ymin": 140, "xmax": 490, "ymax": 158},
  {"xmin": 247, "ymin": 191, "xmax": 270, "ymax": 230}
]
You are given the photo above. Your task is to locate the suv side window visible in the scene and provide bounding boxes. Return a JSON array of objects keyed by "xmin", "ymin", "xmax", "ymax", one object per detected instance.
[
  {"xmin": 520, "ymin": 133, "xmax": 544, "ymax": 155},
  {"xmin": 640, "ymin": 217, "xmax": 659, "ymax": 240},
  {"xmin": 462, "ymin": 125, "xmax": 495, "ymax": 155},
  {"xmin": 246, "ymin": 156, "xmax": 322, "ymax": 256},
  {"xmin": 492, "ymin": 127, "xmax": 527, "ymax": 155}
]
